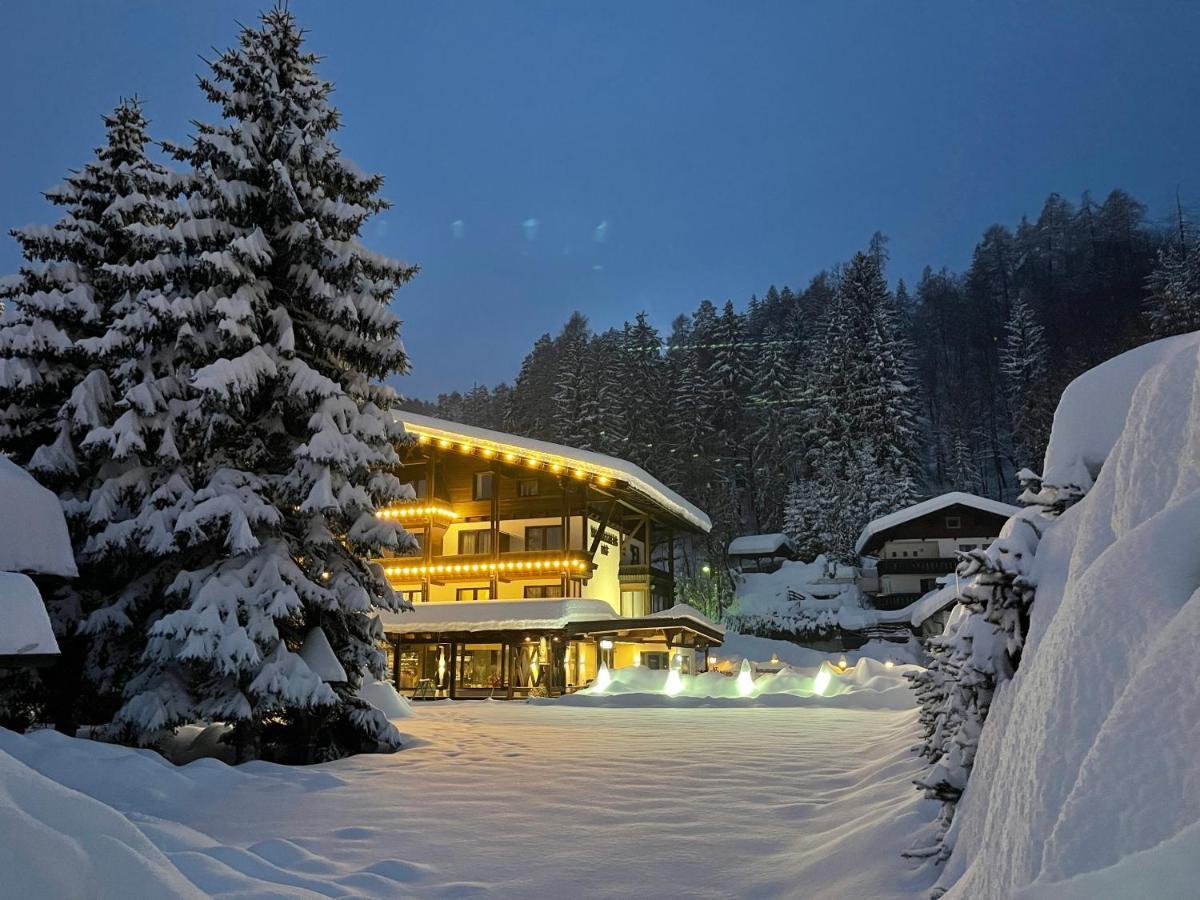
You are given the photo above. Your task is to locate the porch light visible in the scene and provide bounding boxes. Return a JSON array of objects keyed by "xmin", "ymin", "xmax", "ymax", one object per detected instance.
[
  {"xmin": 736, "ymin": 659, "xmax": 755, "ymax": 697},
  {"xmin": 438, "ymin": 439, "xmax": 451, "ymax": 448},
  {"xmin": 417, "ymin": 434, "xmax": 430, "ymax": 445},
  {"xmin": 701, "ymin": 565, "xmax": 711, "ymax": 574},
  {"xmin": 482, "ymin": 448, "xmax": 494, "ymax": 458},
  {"xmin": 707, "ymin": 654, "xmax": 717, "ymax": 667},
  {"xmin": 504, "ymin": 452, "xmax": 516, "ymax": 462},
  {"xmin": 460, "ymin": 443, "xmax": 472, "ymax": 453},
  {"xmin": 599, "ymin": 639, "xmax": 614, "ymax": 650},
  {"xmin": 551, "ymin": 463, "xmax": 563, "ymax": 473},
  {"xmin": 597, "ymin": 476, "xmax": 611, "ymax": 486}
]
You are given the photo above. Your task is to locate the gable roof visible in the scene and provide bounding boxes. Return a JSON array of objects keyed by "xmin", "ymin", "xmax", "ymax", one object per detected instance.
[
  {"xmin": 728, "ymin": 533, "xmax": 795, "ymax": 557},
  {"xmin": 394, "ymin": 412, "xmax": 711, "ymax": 534},
  {"xmin": 854, "ymin": 491, "xmax": 1020, "ymax": 557}
]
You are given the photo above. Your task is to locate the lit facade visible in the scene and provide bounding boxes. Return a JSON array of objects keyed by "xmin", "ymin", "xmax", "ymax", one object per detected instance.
[{"xmin": 376, "ymin": 413, "xmax": 722, "ymax": 699}]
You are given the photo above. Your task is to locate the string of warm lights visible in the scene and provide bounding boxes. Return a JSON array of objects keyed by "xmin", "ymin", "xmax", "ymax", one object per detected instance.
[
  {"xmin": 412, "ymin": 432, "xmax": 614, "ymax": 486},
  {"xmin": 376, "ymin": 504, "xmax": 458, "ymax": 520},
  {"xmin": 384, "ymin": 556, "xmax": 591, "ymax": 579}
]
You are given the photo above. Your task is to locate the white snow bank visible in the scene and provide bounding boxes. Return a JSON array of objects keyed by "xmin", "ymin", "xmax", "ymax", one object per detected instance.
[
  {"xmin": 0, "ymin": 572, "xmax": 59, "ymax": 657},
  {"xmin": 0, "ymin": 454, "xmax": 76, "ymax": 576},
  {"xmin": 938, "ymin": 333, "xmax": 1200, "ymax": 898},
  {"xmin": 644, "ymin": 601, "xmax": 723, "ymax": 634},
  {"xmin": 358, "ymin": 678, "xmax": 413, "ymax": 719},
  {"xmin": 717, "ymin": 631, "xmax": 923, "ymax": 668},
  {"xmin": 552, "ymin": 658, "xmax": 918, "ymax": 710},
  {"xmin": 1040, "ymin": 329, "xmax": 1200, "ymax": 490},
  {"xmin": 0, "ymin": 739, "xmax": 204, "ymax": 898}
]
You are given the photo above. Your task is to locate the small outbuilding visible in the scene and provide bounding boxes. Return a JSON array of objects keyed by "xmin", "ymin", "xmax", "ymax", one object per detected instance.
[{"xmin": 728, "ymin": 533, "xmax": 798, "ymax": 574}]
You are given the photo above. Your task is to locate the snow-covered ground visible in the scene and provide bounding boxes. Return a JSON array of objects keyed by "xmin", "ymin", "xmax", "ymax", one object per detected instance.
[{"xmin": 2, "ymin": 702, "xmax": 937, "ymax": 899}]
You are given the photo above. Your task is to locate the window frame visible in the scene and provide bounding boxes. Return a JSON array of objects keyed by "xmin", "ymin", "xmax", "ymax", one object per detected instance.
[
  {"xmin": 455, "ymin": 586, "xmax": 492, "ymax": 602},
  {"xmin": 517, "ymin": 478, "xmax": 540, "ymax": 497},
  {"xmin": 523, "ymin": 584, "xmax": 564, "ymax": 599},
  {"xmin": 473, "ymin": 471, "xmax": 494, "ymax": 501},
  {"xmin": 458, "ymin": 528, "xmax": 493, "ymax": 555},
  {"xmin": 526, "ymin": 524, "xmax": 563, "ymax": 551},
  {"xmin": 945, "ymin": 515, "xmax": 962, "ymax": 530}
]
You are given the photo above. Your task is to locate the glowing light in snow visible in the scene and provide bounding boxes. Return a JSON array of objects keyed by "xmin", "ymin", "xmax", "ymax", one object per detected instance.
[
  {"xmin": 736, "ymin": 659, "xmax": 755, "ymax": 696},
  {"xmin": 813, "ymin": 665, "xmax": 832, "ymax": 697},
  {"xmin": 884, "ymin": 659, "xmax": 895, "ymax": 669},
  {"xmin": 837, "ymin": 655, "xmax": 848, "ymax": 669},
  {"xmin": 594, "ymin": 662, "xmax": 611, "ymax": 692},
  {"xmin": 664, "ymin": 667, "xmax": 683, "ymax": 697}
]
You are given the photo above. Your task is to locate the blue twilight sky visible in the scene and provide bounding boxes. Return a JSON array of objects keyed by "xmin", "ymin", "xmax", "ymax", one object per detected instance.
[{"xmin": 2, "ymin": 1, "xmax": 1199, "ymax": 397}]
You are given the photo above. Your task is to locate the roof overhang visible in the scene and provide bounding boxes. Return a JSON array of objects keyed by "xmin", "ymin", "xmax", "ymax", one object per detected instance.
[{"xmin": 393, "ymin": 412, "xmax": 711, "ymax": 534}]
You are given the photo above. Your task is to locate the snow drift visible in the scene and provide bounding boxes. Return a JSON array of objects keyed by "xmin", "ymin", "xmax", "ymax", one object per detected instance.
[{"xmin": 938, "ymin": 333, "xmax": 1200, "ymax": 898}]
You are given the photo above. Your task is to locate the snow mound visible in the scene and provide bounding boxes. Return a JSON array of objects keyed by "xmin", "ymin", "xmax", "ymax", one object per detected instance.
[
  {"xmin": 725, "ymin": 557, "xmax": 864, "ymax": 640},
  {"xmin": 0, "ymin": 454, "xmax": 77, "ymax": 576},
  {"xmin": 1041, "ymin": 329, "xmax": 1200, "ymax": 490},
  {"xmin": 549, "ymin": 658, "xmax": 918, "ymax": 710},
  {"xmin": 938, "ymin": 332, "xmax": 1200, "ymax": 898},
  {"xmin": 358, "ymin": 678, "xmax": 413, "ymax": 719},
  {"xmin": 0, "ymin": 739, "xmax": 204, "ymax": 898}
]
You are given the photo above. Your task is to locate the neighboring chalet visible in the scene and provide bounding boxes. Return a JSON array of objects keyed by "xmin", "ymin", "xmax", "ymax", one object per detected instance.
[
  {"xmin": 0, "ymin": 456, "xmax": 77, "ymax": 668},
  {"xmin": 855, "ymin": 492, "xmax": 1020, "ymax": 611},
  {"xmin": 728, "ymin": 533, "xmax": 798, "ymax": 574},
  {"xmin": 376, "ymin": 414, "xmax": 723, "ymax": 699}
]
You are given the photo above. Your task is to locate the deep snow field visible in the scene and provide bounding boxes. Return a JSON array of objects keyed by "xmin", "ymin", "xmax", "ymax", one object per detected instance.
[{"xmin": 2, "ymin": 700, "xmax": 938, "ymax": 899}]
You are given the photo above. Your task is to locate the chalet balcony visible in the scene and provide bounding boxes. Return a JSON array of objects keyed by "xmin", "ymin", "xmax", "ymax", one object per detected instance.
[
  {"xmin": 875, "ymin": 557, "xmax": 958, "ymax": 576},
  {"xmin": 618, "ymin": 563, "xmax": 671, "ymax": 584},
  {"xmin": 383, "ymin": 550, "xmax": 593, "ymax": 582}
]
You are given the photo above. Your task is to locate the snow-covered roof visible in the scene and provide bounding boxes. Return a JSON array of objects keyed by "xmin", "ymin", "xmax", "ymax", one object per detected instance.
[
  {"xmin": 394, "ymin": 412, "xmax": 711, "ymax": 534},
  {"xmin": 854, "ymin": 491, "xmax": 1020, "ymax": 556},
  {"xmin": 645, "ymin": 602, "xmax": 725, "ymax": 637},
  {"xmin": 0, "ymin": 456, "xmax": 77, "ymax": 577},
  {"xmin": 0, "ymin": 572, "xmax": 59, "ymax": 660},
  {"xmin": 728, "ymin": 533, "xmax": 795, "ymax": 557},
  {"xmin": 379, "ymin": 598, "xmax": 620, "ymax": 633}
]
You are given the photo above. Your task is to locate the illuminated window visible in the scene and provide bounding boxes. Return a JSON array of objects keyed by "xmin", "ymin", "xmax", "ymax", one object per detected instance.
[
  {"xmin": 517, "ymin": 478, "xmax": 539, "ymax": 497},
  {"xmin": 524, "ymin": 584, "xmax": 564, "ymax": 599},
  {"xmin": 473, "ymin": 472, "xmax": 494, "ymax": 500},
  {"xmin": 458, "ymin": 529, "xmax": 493, "ymax": 555},
  {"xmin": 456, "ymin": 586, "xmax": 492, "ymax": 602},
  {"xmin": 399, "ymin": 588, "xmax": 425, "ymax": 604},
  {"xmin": 526, "ymin": 525, "xmax": 562, "ymax": 551}
]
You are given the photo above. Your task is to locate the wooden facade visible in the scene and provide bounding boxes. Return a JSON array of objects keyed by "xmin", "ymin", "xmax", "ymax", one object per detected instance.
[{"xmin": 376, "ymin": 414, "xmax": 718, "ymax": 698}]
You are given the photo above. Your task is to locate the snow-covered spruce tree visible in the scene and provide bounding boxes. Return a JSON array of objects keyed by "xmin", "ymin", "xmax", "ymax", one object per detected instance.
[
  {"xmin": 0, "ymin": 99, "xmax": 182, "ymax": 732},
  {"xmin": 907, "ymin": 512, "xmax": 1043, "ymax": 866},
  {"xmin": 115, "ymin": 8, "xmax": 416, "ymax": 762},
  {"xmin": 550, "ymin": 311, "xmax": 594, "ymax": 448},
  {"xmin": 1144, "ymin": 239, "xmax": 1200, "ymax": 339},
  {"xmin": 999, "ymin": 297, "xmax": 1052, "ymax": 468},
  {"xmin": 617, "ymin": 311, "xmax": 667, "ymax": 472},
  {"xmin": 748, "ymin": 328, "xmax": 795, "ymax": 531}
]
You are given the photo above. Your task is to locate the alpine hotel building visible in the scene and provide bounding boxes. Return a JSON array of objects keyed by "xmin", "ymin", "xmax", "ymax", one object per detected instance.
[{"xmin": 375, "ymin": 413, "xmax": 724, "ymax": 699}]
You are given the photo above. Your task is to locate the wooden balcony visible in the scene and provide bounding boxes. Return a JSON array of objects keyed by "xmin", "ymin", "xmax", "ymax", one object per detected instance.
[
  {"xmin": 875, "ymin": 557, "xmax": 958, "ymax": 576},
  {"xmin": 383, "ymin": 550, "xmax": 593, "ymax": 582}
]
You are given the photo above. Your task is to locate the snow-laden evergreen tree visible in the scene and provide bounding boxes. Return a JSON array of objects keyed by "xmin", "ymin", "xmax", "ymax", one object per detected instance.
[
  {"xmin": 1144, "ymin": 240, "xmax": 1200, "ymax": 339},
  {"xmin": 0, "ymin": 98, "xmax": 183, "ymax": 732},
  {"xmin": 114, "ymin": 8, "xmax": 416, "ymax": 761},
  {"xmin": 507, "ymin": 332, "xmax": 557, "ymax": 438},
  {"xmin": 945, "ymin": 433, "xmax": 983, "ymax": 494},
  {"xmin": 908, "ymin": 509, "xmax": 1044, "ymax": 865},
  {"xmin": 617, "ymin": 312, "xmax": 667, "ymax": 472},
  {"xmin": 748, "ymin": 328, "xmax": 795, "ymax": 531},
  {"xmin": 999, "ymin": 296, "xmax": 1052, "ymax": 467},
  {"xmin": 550, "ymin": 311, "xmax": 594, "ymax": 448}
]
